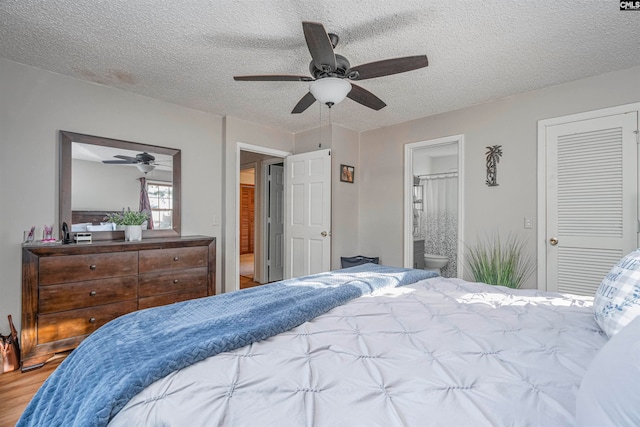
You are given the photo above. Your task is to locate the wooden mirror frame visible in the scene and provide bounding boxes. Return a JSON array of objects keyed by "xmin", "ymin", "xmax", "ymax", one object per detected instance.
[{"xmin": 59, "ymin": 131, "xmax": 181, "ymax": 240}]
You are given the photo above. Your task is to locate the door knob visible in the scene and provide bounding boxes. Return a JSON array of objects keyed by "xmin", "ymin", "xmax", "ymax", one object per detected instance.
[
  {"xmin": 549, "ymin": 237, "xmax": 558, "ymax": 246},
  {"xmin": 321, "ymin": 231, "xmax": 328, "ymax": 237}
]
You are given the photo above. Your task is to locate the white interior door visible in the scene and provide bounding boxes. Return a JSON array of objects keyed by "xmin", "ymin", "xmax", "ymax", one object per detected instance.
[
  {"xmin": 267, "ymin": 164, "xmax": 284, "ymax": 282},
  {"xmin": 544, "ymin": 111, "xmax": 638, "ymax": 295},
  {"xmin": 284, "ymin": 149, "xmax": 331, "ymax": 279}
]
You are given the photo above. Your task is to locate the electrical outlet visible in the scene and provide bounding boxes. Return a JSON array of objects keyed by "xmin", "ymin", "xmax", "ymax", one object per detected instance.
[{"xmin": 524, "ymin": 217, "xmax": 532, "ymax": 229}]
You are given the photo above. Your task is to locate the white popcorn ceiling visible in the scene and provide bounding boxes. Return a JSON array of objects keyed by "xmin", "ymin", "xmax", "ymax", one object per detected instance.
[{"xmin": 1, "ymin": 1, "xmax": 639, "ymax": 133}]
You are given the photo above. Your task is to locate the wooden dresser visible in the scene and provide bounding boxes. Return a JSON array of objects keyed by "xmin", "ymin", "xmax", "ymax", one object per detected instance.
[{"xmin": 21, "ymin": 236, "xmax": 215, "ymax": 370}]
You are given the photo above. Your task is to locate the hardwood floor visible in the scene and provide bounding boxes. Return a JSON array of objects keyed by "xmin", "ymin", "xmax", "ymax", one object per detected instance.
[
  {"xmin": 0, "ymin": 353, "xmax": 67, "ymax": 426},
  {"xmin": 0, "ymin": 278, "xmax": 262, "ymax": 426},
  {"xmin": 240, "ymin": 275, "xmax": 262, "ymax": 289}
]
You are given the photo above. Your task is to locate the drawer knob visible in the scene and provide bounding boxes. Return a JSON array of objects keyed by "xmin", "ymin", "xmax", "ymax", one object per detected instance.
[
  {"xmin": 89, "ymin": 291, "xmax": 97, "ymax": 296},
  {"xmin": 89, "ymin": 317, "xmax": 96, "ymax": 324},
  {"xmin": 89, "ymin": 264, "xmax": 97, "ymax": 270},
  {"xmin": 173, "ymin": 279, "xmax": 179, "ymax": 284},
  {"xmin": 173, "ymin": 256, "xmax": 179, "ymax": 261}
]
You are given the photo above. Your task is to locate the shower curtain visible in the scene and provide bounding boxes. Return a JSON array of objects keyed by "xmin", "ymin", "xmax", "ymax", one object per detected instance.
[{"xmin": 419, "ymin": 174, "xmax": 458, "ymax": 278}]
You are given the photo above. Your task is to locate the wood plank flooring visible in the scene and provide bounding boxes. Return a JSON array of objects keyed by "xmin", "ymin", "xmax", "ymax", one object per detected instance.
[
  {"xmin": 0, "ymin": 276, "xmax": 262, "ymax": 426},
  {"xmin": 0, "ymin": 353, "xmax": 66, "ymax": 427},
  {"xmin": 240, "ymin": 275, "xmax": 262, "ymax": 289}
]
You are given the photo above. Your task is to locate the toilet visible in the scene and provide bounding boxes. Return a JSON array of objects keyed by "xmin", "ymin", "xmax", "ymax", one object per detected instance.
[{"xmin": 424, "ymin": 254, "xmax": 449, "ymax": 274}]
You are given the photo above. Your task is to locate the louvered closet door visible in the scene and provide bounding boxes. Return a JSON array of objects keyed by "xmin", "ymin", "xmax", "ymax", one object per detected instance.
[{"xmin": 546, "ymin": 112, "xmax": 638, "ymax": 295}]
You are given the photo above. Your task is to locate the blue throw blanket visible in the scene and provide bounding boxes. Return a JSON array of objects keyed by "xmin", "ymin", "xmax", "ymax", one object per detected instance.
[{"xmin": 19, "ymin": 264, "xmax": 436, "ymax": 427}]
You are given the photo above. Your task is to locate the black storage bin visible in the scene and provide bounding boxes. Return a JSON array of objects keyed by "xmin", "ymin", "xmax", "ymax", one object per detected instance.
[{"xmin": 340, "ymin": 255, "xmax": 380, "ymax": 268}]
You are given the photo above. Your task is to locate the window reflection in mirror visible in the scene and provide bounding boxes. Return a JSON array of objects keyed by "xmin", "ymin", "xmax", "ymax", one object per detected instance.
[{"xmin": 147, "ymin": 181, "xmax": 173, "ymax": 229}]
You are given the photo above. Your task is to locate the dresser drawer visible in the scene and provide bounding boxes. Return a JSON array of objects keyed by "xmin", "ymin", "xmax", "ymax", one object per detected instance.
[
  {"xmin": 139, "ymin": 267, "xmax": 207, "ymax": 297},
  {"xmin": 39, "ymin": 276, "xmax": 138, "ymax": 314},
  {"xmin": 37, "ymin": 300, "xmax": 137, "ymax": 344},
  {"xmin": 138, "ymin": 288, "xmax": 207, "ymax": 310},
  {"xmin": 139, "ymin": 246, "xmax": 208, "ymax": 273},
  {"xmin": 39, "ymin": 252, "xmax": 138, "ymax": 285}
]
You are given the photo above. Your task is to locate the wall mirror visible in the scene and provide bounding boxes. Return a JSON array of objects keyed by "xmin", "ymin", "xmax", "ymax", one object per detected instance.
[{"xmin": 60, "ymin": 131, "xmax": 181, "ymax": 240}]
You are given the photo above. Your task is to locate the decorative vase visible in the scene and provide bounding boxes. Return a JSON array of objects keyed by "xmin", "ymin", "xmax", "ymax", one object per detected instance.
[{"xmin": 124, "ymin": 225, "xmax": 142, "ymax": 242}]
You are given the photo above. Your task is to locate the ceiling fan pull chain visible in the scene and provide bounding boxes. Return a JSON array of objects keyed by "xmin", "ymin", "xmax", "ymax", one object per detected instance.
[{"xmin": 318, "ymin": 102, "xmax": 322, "ymax": 148}]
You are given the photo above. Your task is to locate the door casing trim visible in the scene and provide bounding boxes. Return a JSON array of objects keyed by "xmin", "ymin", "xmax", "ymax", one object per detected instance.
[{"xmin": 232, "ymin": 143, "xmax": 290, "ymax": 293}]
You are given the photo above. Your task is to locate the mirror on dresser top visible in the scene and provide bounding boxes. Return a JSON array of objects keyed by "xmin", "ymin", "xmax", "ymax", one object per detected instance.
[{"xmin": 60, "ymin": 131, "xmax": 181, "ymax": 240}]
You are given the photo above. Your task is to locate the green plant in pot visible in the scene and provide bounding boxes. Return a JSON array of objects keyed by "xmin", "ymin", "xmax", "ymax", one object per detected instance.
[
  {"xmin": 106, "ymin": 208, "xmax": 149, "ymax": 241},
  {"xmin": 466, "ymin": 233, "xmax": 535, "ymax": 289},
  {"xmin": 104, "ymin": 211, "xmax": 124, "ymax": 228},
  {"xmin": 120, "ymin": 209, "xmax": 149, "ymax": 226}
]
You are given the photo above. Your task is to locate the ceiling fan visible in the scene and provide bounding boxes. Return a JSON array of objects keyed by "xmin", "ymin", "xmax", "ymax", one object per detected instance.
[
  {"xmin": 233, "ymin": 21, "xmax": 428, "ymax": 114},
  {"xmin": 102, "ymin": 152, "xmax": 158, "ymax": 173}
]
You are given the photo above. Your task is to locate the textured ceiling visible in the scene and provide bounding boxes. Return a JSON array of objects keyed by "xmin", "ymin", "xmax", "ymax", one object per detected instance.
[{"xmin": 1, "ymin": 1, "xmax": 639, "ymax": 133}]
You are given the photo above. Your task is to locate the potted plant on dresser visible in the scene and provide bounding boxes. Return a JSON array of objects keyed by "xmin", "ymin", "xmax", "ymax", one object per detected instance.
[{"xmin": 106, "ymin": 209, "xmax": 149, "ymax": 241}]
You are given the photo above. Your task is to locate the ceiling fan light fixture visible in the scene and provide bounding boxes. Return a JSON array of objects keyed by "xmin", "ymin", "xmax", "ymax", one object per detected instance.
[
  {"xmin": 309, "ymin": 77, "xmax": 351, "ymax": 106},
  {"xmin": 136, "ymin": 163, "xmax": 155, "ymax": 173}
]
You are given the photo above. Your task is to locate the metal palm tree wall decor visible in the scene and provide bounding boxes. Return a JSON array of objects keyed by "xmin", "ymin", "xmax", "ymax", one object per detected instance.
[{"xmin": 485, "ymin": 145, "xmax": 503, "ymax": 186}]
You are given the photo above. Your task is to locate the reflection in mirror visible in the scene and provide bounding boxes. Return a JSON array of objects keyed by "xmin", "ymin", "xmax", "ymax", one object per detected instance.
[
  {"xmin": 72, "ymin": 143, "xmax": 173, "ymax": 229},
  {"xmin": 60, "ymin": 131, "xmax": 181, "ymax": 240}
]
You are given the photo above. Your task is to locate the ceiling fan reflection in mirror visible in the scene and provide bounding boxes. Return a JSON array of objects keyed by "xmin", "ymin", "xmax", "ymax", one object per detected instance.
[
  {"xmin": 102, "ymin": 152, "xmax": 158, "ymax": 173},
  {"xmin": 233, "ymin": 21, "xmax": 429, "ymax": 113}
]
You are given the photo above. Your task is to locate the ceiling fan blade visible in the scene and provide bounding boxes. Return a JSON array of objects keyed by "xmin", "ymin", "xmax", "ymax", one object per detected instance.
[
  {"xmin": 291, "ymin": 92, "xmax": 317, "ymax": 114},
  {"xmin": 347, "ymin": 55, "xmax": 428, "ymax": 80},
  {"xmin": 234, "ymin": 75, "xmax": 314, "ymax": 82},
  {"xmin": 102, "ymin": 160, "xmax": 134, "ymax": 164},
  {"xmin": 347, "ymin": 84, "xmax": 386, "ymax": 111},
  {"xmin": 114, "ymin": 155, "xmax": 138, "ymax": 161},
  {"xmin": 302, "ymin": 21, "xmax": 336, "ymax": 72}
]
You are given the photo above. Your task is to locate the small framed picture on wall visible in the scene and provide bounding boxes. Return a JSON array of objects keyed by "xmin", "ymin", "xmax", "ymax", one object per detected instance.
[{"xmin": 340, "ymin": 164, "xmax": 354, "ymax": 183}]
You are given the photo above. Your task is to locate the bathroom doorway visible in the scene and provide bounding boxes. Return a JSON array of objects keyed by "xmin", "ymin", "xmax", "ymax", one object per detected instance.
[{"xmin": 404, "ymin": 135, "xmax": 464, "ymax": 277}]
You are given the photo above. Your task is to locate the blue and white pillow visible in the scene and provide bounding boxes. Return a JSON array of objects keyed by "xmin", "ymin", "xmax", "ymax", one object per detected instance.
[{"xmin": 593, "ymin": 249, "xmax": 640, "ymax": 338}]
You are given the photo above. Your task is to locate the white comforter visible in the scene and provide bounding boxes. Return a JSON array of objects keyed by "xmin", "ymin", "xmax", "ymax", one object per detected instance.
[{"xmin": 110, "ymin": 277, "xmax": 607, "ymax": 427}]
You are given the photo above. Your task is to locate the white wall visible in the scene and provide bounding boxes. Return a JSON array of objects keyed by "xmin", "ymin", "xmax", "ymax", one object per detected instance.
[
  {"xmin": 359, "ymin": 65, "xmax": 640, "ymax": 288},
  {"xmin": 413, "ymin": 153, "xmax": 457, "ymax": 176},
  {"xmin": 327, "ymin": 125, "xmax": 360, "ymax": 268},
  {"xmin": 0, "ymin": 58, "xmax": 223, "ymax": 332},
  {"xmin": 72, "ymin": 160, "xmax": 140, "ymax": 211},
  {"xmin": 293, "ymin": 124, "xmax": 331, "ymax": 154}
]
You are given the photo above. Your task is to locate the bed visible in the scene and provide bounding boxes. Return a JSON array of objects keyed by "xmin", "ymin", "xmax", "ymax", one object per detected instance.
[{"xmin": 18, "ymin": 259, "xmax": 640, "ymax": 426}]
